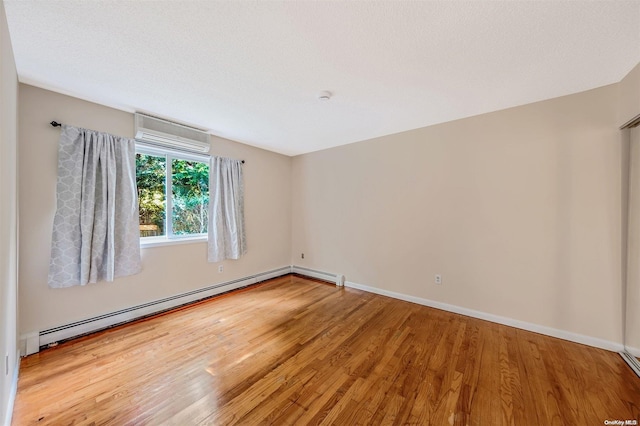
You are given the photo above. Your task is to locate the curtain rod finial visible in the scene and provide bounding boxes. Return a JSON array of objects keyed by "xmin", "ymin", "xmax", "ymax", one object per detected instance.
[{"xmin": 50, "ymin": 121, "xmax": 62, "ymax": 127}]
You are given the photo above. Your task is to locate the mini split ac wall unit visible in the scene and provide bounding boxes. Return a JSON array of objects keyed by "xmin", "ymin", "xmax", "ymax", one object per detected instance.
[{"xmin": 134, "ymin": 113, "xmax": 211, "ymax": 153}]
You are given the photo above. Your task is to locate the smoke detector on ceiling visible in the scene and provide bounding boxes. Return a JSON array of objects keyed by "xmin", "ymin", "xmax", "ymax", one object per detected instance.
[{"xmin": 318, "ymin": 91, "xmax": 332, "ymax": 101}]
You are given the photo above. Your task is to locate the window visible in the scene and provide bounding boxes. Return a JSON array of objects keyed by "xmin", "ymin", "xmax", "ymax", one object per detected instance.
[{"xmin": 136, "ymin": 145, "xmax": 209, "ymax": 244}]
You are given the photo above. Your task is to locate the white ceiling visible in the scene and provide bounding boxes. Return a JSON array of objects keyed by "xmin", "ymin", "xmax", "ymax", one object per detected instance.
[{"xmin": 4, "ymin": 1, "xmax": 640, "ymax": 156}]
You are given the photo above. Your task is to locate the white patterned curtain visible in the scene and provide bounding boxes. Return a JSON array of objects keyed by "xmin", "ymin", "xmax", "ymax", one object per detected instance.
[
  {"xmin": 48, "ymin": 125, "xmax": 142, "ymax": 288},
  {"xmin": 208, "ymin": 157, "xmax": 246, "ymax": 262}
]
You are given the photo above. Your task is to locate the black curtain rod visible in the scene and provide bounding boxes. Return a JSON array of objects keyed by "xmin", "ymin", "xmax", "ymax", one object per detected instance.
[{"xmin": 49, "ymin": 120, "xmax": 244, "ymax": 163}]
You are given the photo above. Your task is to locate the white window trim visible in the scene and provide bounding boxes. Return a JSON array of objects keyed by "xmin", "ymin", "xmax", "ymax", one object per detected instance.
[
  {"xmin": 136, "ymin": 143, "xmax": 210, "ymax": 245},
  {"xmin": 136, "ymin": 142, "xmax": 211, "ymax": 163},
  {"xmin": 140, "ymin": 234, "xmax": 207, "ymax": 248}
]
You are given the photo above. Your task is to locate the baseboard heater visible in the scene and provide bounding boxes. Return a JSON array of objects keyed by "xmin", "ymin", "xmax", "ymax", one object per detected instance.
[
  {"xmin": 35, "ymin": 266, "xmax": 291, "ymax": 352},
  {"xmin": 291, "ymin": 266, "xmax": 345, "ymax": 286}
]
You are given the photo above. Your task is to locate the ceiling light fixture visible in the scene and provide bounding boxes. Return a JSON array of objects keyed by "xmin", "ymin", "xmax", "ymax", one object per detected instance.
[{"xmin": 318, "ymin": 91, "xmax": 332, "ymax": 101}]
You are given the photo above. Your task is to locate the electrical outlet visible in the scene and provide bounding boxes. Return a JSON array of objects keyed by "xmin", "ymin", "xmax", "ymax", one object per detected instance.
[
  {"xmin": 218, "ymin": 265, "xmax": 224, "ymax": 273},
  {"xmin": 301, "ymin": 253, "xmax": 305, "ymax": 259},
  {"xmin": 435, "ymin": 274, "xmax": 442, "ymax": 285}
]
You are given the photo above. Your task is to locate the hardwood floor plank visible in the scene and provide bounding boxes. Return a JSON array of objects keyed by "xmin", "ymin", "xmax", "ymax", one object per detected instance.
[
  {"xmin": 497, "ymin": 329, "xmax": 514, "ymax": 426},
  {"xmin": 11, "ymin": 275, "xmax": 640, "ymax": 425}
]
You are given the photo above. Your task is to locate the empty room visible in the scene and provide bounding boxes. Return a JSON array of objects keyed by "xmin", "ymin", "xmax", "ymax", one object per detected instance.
[{"xmin": 1, "ymin": 0, "xmax": 640, "ymax": 424}]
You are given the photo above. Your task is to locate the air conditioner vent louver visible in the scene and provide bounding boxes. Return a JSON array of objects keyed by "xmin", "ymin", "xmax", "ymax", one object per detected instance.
[{"xmin": 135, "ymin": 113, "xmax": 211, "ymax": 153}]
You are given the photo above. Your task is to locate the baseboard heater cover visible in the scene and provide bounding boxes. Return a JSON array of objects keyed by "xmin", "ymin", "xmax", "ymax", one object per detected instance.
[
  {"xmin": 36, "ymin": 266, "xmax": 291, "ymax": 351},
  {"xmin": 291, "ymin": 265, "xmax": 345, "ymax": 286}
]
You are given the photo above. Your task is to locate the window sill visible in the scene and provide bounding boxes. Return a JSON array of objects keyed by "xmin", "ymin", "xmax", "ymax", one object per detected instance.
[{"xmin": 140, "ymin": 235, "xmax": 207, "ymax": 248}]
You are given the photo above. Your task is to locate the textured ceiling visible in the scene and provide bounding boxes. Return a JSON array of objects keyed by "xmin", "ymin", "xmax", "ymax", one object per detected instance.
[{"xmin": 4, "ymin": 0, "xmax": 640, "ymax": 156}]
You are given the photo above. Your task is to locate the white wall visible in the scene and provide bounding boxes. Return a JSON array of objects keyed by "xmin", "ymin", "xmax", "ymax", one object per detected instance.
[
  {"xmin": 0, "ymin": 0, "xmax": 19, "ymax": 423},
  {"xmin": 292, "ymin": 84, "xmax": 624, "ymax": 346},
  {"xmin": 18, "ymin": 84, "xmax": 291, "ymax": 334}
]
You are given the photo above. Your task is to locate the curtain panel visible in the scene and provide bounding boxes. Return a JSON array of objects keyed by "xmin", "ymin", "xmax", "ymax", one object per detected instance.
[
  {"xmin": 208, "ymin": 156, "xmax": 246, "ymax": 262},
  {"xmin": 48, "ymin": 125, "xmax": 142, "ymax": 288}
]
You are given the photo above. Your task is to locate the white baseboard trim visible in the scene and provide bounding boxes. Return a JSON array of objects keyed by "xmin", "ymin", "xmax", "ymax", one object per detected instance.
[
  {"xmin": 625, "ymin": 346, "xmax": 640, "ymax": 358},
  {"xmin": 345, "ymin": 280, "xmax": 624, "ymax": 353},
  {"xmin": 292, "ymin": 265, "xmax": 344, "ymax": 286},
  {"xmin": 28, "ymin": 268, "xmax": 627, "ymax": 356},
  {"xmin": 3, "ymin": 350, "xmax": 20, "ymax": 426},
  {"xmin": 37, "ymin": 266, "xmax": 292, "ymax": 350}
]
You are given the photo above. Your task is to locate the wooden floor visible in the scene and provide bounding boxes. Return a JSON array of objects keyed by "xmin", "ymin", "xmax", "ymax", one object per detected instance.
[{"xmin": 12, "ymin": 275, "xmax": 640, "ymax": 425}]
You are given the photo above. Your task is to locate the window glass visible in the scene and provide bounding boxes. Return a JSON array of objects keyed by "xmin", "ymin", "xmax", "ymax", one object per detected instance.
[
  {"xmin": 172, "ymin": 158, "xmax": 209, "ymax": 235},
  {"xmin": 136, "ymin": 149, "xmax": 209, "ymax": 240},
  {"xmin": 136, "ymin": 153, "xmax": 166, "ymax": 237}
]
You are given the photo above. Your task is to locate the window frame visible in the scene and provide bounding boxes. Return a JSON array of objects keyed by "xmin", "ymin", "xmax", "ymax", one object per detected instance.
[{"xmin": 136, "ymin": 142, "xmax": 211, "ymax": 247}]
